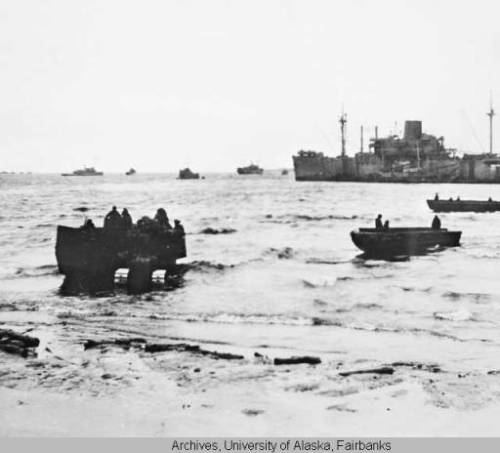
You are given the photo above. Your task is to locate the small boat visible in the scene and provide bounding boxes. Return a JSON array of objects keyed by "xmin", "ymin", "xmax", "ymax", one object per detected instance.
[
  {"xmin": 281, "ymin": 169, "xmax": 289, "ymax": 175},
  {"xmin": 126, "ymin": 168, "xmax": 136, "ymax": 176},
  {"xmin": 427, "ymin": 199, "xmax": 500, "ymax": 212},
  {"xmin": 237, "ymin": 164, "xmax": 263, "ymax": 175},
  {"xmin": 62, "ymin": 167, "xmax": 103, "ymax": 176},
  {"xmin": 178, "ymin": 168, "xmax": 200, "ymax": 179},
  {"xmin": 350, "ymin": 227, "xmax": 461, "ymax": 257}
]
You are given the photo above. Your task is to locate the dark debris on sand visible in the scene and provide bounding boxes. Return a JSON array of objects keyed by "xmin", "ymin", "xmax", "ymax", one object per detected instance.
[
  {"xmin": 83, "ymin": 338, "xmax": 147, "ymax": 350},
  {"xmin": 0, "ymin": 329, "xmax": 40, "ymax": 358},
  {"xmin": 274, "ymin": 356, "xmax": 321, "ymax": 365},
  {"xmin": 339, "ymin": 366, "xmax": 395, "ymax": 377},
  {"xmin": 390, "ymin": 361, "xmax": 442, "ymax": 373},
  {"xmin": 83, "ymin": 338, "xmax": 244, "ymax": 361},
  {"xmin": 145, "ymin": 343, "xmax": 244, "ymax": 360}
]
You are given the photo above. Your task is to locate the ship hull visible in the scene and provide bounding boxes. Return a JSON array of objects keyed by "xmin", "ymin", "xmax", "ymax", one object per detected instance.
[
  {"xmin": 351, "ymin": 228, "xmax": 461, "ymax": 257},
  {"xmin": 293, "ymin": 154, "xmax": 500, "ymax": 183},
  {"xmin": 427, "ymin": 200, "xmax": 500, "ymax": 212},
  {"xmin": 237, "ymin": 169, "xmax": 263, "ymax": 175},
  {"xmin": 62, "ymin": 173, "xmax": 103, "ymax": 176}
]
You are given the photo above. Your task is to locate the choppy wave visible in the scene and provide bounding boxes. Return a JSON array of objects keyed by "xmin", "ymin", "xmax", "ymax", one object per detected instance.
[
  {"xmin": 302, "ymin": 278, "xmax": 336, "ymax": 288},
  {"xmin": 2, "ymin": 174, "xmax": 500, "ymax": 398},
  {"xmin": 265, "ymin": 247, "xmax": 295, "ymax": 259},
  {"xmin": 148, "ymin": 312, "xmax": 314, "ymax": 326},
  {"xmin": 14, "ymin": 264, "xmax": 59, "ymax": 278},
  {"xmin": 443, "ymin": 291, "xmax": 490, "ymax": 302},
  {"xmin": 433, "ymin": 310, "xmax": 477, "ymax": 322},
  {"xmin": 302, "ymin": 274, "xmax": 391, "ymax": 288},
  {"xmin": 179, "ymin": 260, "xmax": 234, "ymax": 272},
  {"xmin": 128, "ymin": 311, "xmax": 491, "ymax": 343},
  {"xmin": 0, "ymin": 300, "xmax": 39, "ymax": 312},
  {"xmin": 198, "ymin": 227, "xmax": 237, "ymax": 235},
  {"xmin": 306, "ymin": 258, "xmax": 352, "ymax": 265},
  {"xmin": 261, "ymin": 213, "xmax": 358, "ymax": 224}
]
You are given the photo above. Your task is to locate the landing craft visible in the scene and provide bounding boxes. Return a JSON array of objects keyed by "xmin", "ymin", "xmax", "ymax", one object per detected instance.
[
  {"xmin": 55, "ymin": 211, "xmax": 186, "ymax": 295},
  {"xmin": 237, "ymin": 163, "xmax": 263, "ymax": 175},
  {"xmin": 428, "ymin": 197, "xmax": 500, "ymax": 212},
  {"xmin": 351, "ymin": 227, "xmax": 461, "ymax": 257},
  {"xmin": 178, "ymin": 167, "xmax": 200, "ymax": 179}
]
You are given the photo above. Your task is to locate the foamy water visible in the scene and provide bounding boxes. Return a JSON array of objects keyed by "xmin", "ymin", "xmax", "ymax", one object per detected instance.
[{"xmin": 2, "ymin": 173, "xmax": 500, "ymax": 434}]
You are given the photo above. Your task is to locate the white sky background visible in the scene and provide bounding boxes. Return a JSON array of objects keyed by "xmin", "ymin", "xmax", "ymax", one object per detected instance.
[{"xmin": 0, "ymin": 0, "xmax": 499, "ymax": 172}]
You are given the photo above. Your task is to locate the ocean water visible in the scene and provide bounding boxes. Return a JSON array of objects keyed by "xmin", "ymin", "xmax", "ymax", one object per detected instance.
[{"xmin": 2, "ymin": 172, "xmax": 500, "ymax": 434}]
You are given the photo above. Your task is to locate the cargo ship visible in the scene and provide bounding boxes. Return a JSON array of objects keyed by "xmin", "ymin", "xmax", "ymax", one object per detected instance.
[
  {"xmin": 293, "ymin": 109, "xmax": 500, "ymax": 183},
  {"xmin": 62, "ymin": 167, "xmax": 103, "ymax": 176},
  {"xmin": 237, "ymin": 164, "xmax": 263, "ymax": 175}
]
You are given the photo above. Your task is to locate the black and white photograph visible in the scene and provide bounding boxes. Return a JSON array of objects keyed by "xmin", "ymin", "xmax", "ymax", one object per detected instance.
[{"xmin": 2, "ymin": 0, "xmax": 500, "ymax": 441}]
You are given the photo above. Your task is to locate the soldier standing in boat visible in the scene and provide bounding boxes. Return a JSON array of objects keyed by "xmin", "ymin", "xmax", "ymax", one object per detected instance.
[
  {"xmin": 383, "ymin": 220, "xmax": 390, "ymax": 230},
  {"xmin": 121, "ymin": 208, "xmax": 133, "ymax": 229},
  {"xmin": 432, "ymin": 215, "xmax": 441, "ymax": 229},
  {"xmin": 104, "ymin": 206, "xmax": 122, "ymax": 228},
  {"xmin": 173, "ymin": 219, "xmax": 185, "ymax": 236},
  {"xmin": 82, "ymin": 218, "xmax": 95, "ymax": 230},
  {"xmin": 375, "ymin": 214, "xmax": 383, "ymax": 230},
  {"xmin": 434, "ymin": 193, "xmax": 439, "ymax": 201},
  {"xmin": 154, "ymin": 208, "xmax": 172, "ymax": 229}
]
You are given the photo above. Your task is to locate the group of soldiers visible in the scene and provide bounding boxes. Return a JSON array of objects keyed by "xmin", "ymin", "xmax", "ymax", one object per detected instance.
[
  {"xmin": 82, "ymin": 206, "xmax": 185, "ymax": 235},
  {"xmin": 375, "ymin": 213, "xmax": 441, "ymax": 230},
  {"xmin": 435, "ymin": 193, "xmax": 494, "ymax": 203},
  {"xmin": 103, "ymin": 206, "xmax": 133, "ymax": 229},
  {"xmin": 435, "ymin": 193, "xmax": 461, "ymax": 202}
]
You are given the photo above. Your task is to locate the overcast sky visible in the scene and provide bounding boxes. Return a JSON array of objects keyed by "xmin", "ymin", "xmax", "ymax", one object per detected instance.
[{"xmin": 1, "ymin": 0, "xmax": 500, "ymax": 172}]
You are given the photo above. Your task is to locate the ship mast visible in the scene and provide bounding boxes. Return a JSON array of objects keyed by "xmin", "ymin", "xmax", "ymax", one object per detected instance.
[
  {"xmin": 360, "ymin": 125, "xmax": 364, "ymax": 154},
  {"xmin": 487, "ymin": 98, "xmax": 495, "ymax": 155},
  {"xmin": 339, "ymin": 112, "xmax": 347, "ymax": 157}
]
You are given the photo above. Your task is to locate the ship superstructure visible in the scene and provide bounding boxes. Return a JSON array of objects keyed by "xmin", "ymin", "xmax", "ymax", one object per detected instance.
[{"xmin": 293, "ymin": 111, "xmax": 500, "ymax": 183}]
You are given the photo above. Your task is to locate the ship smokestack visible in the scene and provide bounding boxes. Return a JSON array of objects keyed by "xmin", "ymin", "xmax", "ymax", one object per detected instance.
[
  {"xmin": 404, "ymin": 121, "xmax": 422, "ymax": 141},
  {"xmin": 375, "ymin": 126, "xmax": 378, "ymax": 140}
]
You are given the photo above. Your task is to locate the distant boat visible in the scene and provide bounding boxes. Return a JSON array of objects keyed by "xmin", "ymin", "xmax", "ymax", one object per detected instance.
[
  {"xmin": 61, "ymin": 167, "xmax": 103, "ymax": 176},
  {"xmin": 427, "ymin": 198, "xmax": 500, "ymax": 212},
  {"xmin": 126, "ymin": 168, "xmax": 136, "ymax": 176},
  {"xmin": 178, "ymin": 168, "xmax": 200, "ymax": 179},
  {"xmin": 237, "ymin": 164, "xmax": 263, "ymax": 175},
  {"xmin": 281, "ymin": 169, "xmax": 289, "ymax": 175}
]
